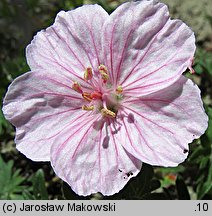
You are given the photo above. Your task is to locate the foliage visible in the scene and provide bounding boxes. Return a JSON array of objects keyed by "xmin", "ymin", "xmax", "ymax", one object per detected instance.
[
  {"xmin": 194, "ymin": 49, "xmax": 212, "ymax": 76},
  {"xmin": 23, "ymin": 169, "xmax": 49, "ymax": 200},
  {"xmin": 0, "ymin": 155, "xmax": 50, "ymax": 200},
  {"xmin": 0, "ymin": 155, "xmax": 28, "ymax": 199},
  {"xmin": 0, "ymin": 109, "xmax": 11, "ymax": 136},
  {"xmin": 0, "ymin": 0, "xmax": 211, "ymax": 200},
  {"xmin": 189, "ymin": 106, "xmax": 212, "ymax": 199}
]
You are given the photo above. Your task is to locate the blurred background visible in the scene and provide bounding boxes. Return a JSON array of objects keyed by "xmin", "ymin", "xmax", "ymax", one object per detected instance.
[{"xmin": 0, "ymin": 0, "xmax": 211, "ymax": 200}]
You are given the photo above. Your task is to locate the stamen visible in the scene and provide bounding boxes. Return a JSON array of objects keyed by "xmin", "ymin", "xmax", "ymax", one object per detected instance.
[
  {"xmin": 82, "ymin": 105, "xmax": 94, "ymax": 111},
  {"xmin": 101, "ymin": 72, "xmax": 109, "ymax": 83},
  {"xmin": 99, "ymin": 64, "xmax": 109, "ymax": 83},
  {"xmin": 101, "ymin": 108, "xmax": 116, "ymax": 118},
  {"xmin": 82, "ymin": 92, "xmax": 92, "ymax": 102},
  {"xmin": 84, "ymin": 66, "xmax": 93, "ymax": 81},
  {"xmin": 72, "ymin": 81, "xmax": 83, "ymax": 93},
  {"xmin": 98, "ymin": 64, "xmax": 108, "ymax": 74},
  {"xmin": 116, "ymin": 85, "xmax": 123, "ymax": 94}
]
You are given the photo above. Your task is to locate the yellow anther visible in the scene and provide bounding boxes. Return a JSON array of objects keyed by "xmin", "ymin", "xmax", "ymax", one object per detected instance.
[
  {"xmin": 72, "ymin": 81, "xmax": 83, "ymax": 93},
  {"xmin": 82, "ymin": 92, "xmax": 92, "ymax": 102},
  {"xmin": 82, "ymin": 105, "xmax": 94, "ymax": 111},
  {"xmin": 98, "ymin": 64, "xmax": 108, "ymax": 74},
  {"xmin": 101, "ymin": 72, "xmax": 109, "ymax": 82},
  {"xmin": 116, "ymin": 85, "xmax": 123, "ymax": 94},
  {"xmin": 98, "ymin": 64, "xmax": 109, "ymax": 83},
  {"xmin": 84, "ymin": 66, "xmax": 93, "ymax": 81},
  {"xmin": 101, "ymin": 108, "xmax": 116, "ymax": 118}
]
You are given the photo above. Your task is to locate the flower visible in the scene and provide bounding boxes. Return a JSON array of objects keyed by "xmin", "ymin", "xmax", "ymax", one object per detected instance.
[{"xmin": 2, "ymin": 0, "xmax": 208, "ymax": 196}]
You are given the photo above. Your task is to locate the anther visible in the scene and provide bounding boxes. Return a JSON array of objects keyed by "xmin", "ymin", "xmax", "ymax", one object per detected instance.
[
  {"xmin": 101, "ymin": 72, "xmax": 109, "ymax": 83},
  {"xmin": 72, "ymin": 81, "xmax": 83, "ymax": 93},
  {"xmin": 98, "ymin": 64, "xmax": 108, "ymax": 74},
  {"xmin": 84, "ymin": 66, "xmax": 93, "ymax": 81},
  {"xmin": 99, "ymin": 64, "xmax": 109, "ymax": 83},
  {"xmin": 116, "ymin": 85, "xmax": 123, "ymax": 94},
  {"xmin": 82, "ymin": 105, "xmax": 94, "ymax": 111},
  {"xmin": 101, "ymin": 108, "xmax": 116, "ymax": 118},
  {"xmin": 82, "ymin": 92, "xmax": 92, "ymax": 102}
]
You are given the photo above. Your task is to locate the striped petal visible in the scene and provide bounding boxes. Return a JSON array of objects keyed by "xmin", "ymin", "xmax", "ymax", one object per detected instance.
[
  {"xmin": 2, "ymin": 71, "xmax": 87, "ymax": 161},
  {"xmin": 102, "ymin": 0, "xmax": 195, "ymax": 96},
  {"xmin": 119, "ymin": 76, "xmax": 208, "ymax": 166},
  {"xmin": 26, "ymin": 5, "xmax": 109, "ymax": 87},
  {"xmin": 51, "ymin": 117, "xmax": 142, "ymax": 196}
]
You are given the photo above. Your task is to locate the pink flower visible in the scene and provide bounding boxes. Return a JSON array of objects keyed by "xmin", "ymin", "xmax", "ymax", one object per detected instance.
[{"xmin": 2, "ymin": 0, "xmax": 208, "ymax": 196}]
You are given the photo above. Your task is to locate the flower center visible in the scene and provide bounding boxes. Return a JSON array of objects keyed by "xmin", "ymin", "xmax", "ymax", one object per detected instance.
[{"xmin": 72, "ymin": 64, "xmax": 123, "ymax": 118}]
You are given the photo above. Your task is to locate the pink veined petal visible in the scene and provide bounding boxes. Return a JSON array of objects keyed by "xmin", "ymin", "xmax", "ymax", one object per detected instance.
[
  {"xmin": 102, "ymin": 0, "xmax": 195, "ymax": 96},
  {"xmin": 26, "ymin": 4, "xmax": 109, "ymax": 87},
  {"xmin": 119, "ymin": 76, "xmax": 208, "ymax": 167},
  {"xmin": 2, "ymin": 71, "xmax": 89, "ymax": 161},
  {"xmin": 50, "ymin": 116, "xmax": 142, "ymax": 196}
]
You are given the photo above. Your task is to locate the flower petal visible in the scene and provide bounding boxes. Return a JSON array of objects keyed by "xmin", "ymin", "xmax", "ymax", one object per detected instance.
[
  {"xmin": 102, "ymin": 1, "xmax": 195, "ymax": 95},
  {"xmin": 2, "ymin": 71, "xmax": 88, "ymax": 161},
  {"xmin": 26, "ymin": 5, "xmax": 109, "ymax": 84},
  {"xmin": 120, "ymin": 76, "xmax": 208, "ymax": 166},
  {"xmin": 50, "ymin": 117, "xmax": 142, "ymax": 196}
]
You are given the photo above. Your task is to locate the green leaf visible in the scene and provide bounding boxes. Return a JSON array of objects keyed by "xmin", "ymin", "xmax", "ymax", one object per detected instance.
[
  {"xmin": 192, "ymin": 106, "xmax": 212, "ymax": 199},
  {"xmin": 158, "ymin": 165, "xmax": 185, "ymax": 174},
  {"xmin": 199, "ymin": 157, "xmax": 209, "ymax": 170},
  {"xmin": 1, "ymin": 56, "xmax": 29, "ymax": 79},
  {"xmin": 31, "ymin": 169, "xmax": 48, "ymax": 200},
  {"xmin": 0, "ymin": 155, "xmax": 28, "ymax": 199},
  {"xmin": 0, "ymin": 108, "xmax": 11, "ymax": 135},
  {"xmin": 189, "ymin": 145, "xmax": 208, "ymax": 163},
  {"xmin": 22, "ymin": 190, "xmax": 36, "ymax": 200},
  {"xmin": 194, "ymin": 64, "xmax": 203, "ymax": 75},
  {"xmin": 197, "ymin": 162, "xmax": 212, "ymax": 199},
  {"xmin": 176, "ymin": 175, "xmax": 190, "ymax": 200},
  {"xmin": 202, "ymin": 107, "xmax": 212, "ymax": 144},
  {"xmin": 194, "ymin": 48, "xmax": 212, "ymax": 77}
]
